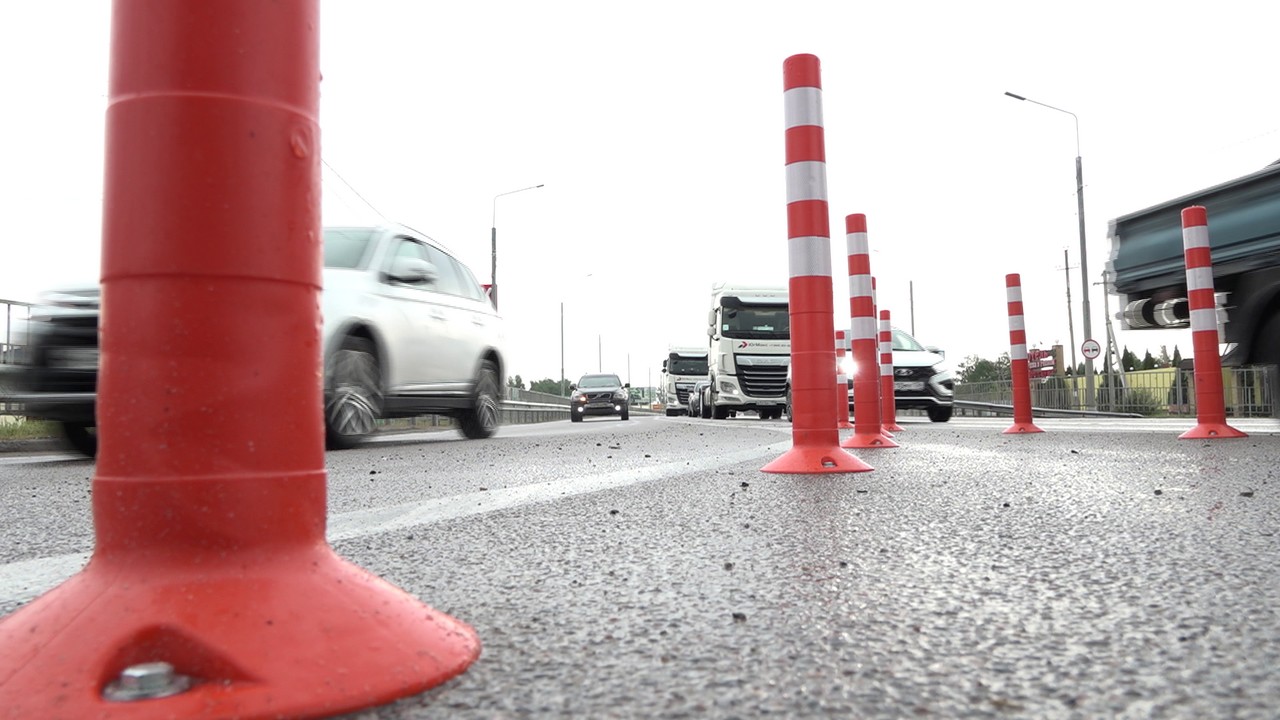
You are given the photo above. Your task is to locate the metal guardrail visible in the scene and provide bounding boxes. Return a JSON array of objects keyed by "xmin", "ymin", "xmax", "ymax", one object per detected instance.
[
  {"xmin": 954, "ymin": 400, "xmax": 1142, "ymax": 419},
  {"xmin": 955, "ymin": 364, "xmax": 1278, "ymax": 419}
]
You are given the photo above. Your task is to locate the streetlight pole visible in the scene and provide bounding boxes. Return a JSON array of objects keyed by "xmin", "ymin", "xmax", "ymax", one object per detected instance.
[
  {"xmin": 1005, "ymin": 91, "xmax": 1096, "ymax": 408},
  {"xmin": 490, "ymin": 183, "xmax": 544, "ymax": 310}
]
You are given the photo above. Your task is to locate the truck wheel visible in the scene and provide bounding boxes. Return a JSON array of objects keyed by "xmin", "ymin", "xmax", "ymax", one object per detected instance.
[
  {"xmin": 459, "ymin": 359, "xmax": 501, "ymax": 439},
  {"xmin": 61, "ymin": 422, "xmax": 97, "ymax": 458},
  {"xmin": 325, "ymin": 336, "xmax": 382, "ymax": 449},
  {"xmin": 927, "ymin": 406, "xmax": 953, "ymax": 422},
  {"xmin": 712, "ymin": 404, "xmax": 729, "ymax": 420}
]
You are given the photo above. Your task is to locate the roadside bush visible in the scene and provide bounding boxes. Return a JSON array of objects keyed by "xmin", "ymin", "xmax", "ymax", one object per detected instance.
[
  {"xmin": 1034, "ymin": 376, "xmax": 1072, "ymax": 410},
  {"xmin": 1096, "ymin": 386, "xmax": 1162, "ymax": 416}
]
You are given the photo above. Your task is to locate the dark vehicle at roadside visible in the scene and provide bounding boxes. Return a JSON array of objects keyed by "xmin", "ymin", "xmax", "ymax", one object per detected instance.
[
  {"xmin": 686, "ymin": 380, "xmax": 709, "ymax": 419},
  {"xmin": 14, "ymin": 287, "xmax": 100, "ymax": 456},
  {"xmin": 569, "ymin": 373, "xmax": 630, "ymax": 422}
]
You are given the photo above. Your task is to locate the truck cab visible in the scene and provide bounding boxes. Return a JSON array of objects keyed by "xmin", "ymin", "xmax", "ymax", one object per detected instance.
[
  {"xmin": 705, "ymin": 284, "xmax": 790, "ymax": 420},
  {"xmin": 661, "ymin": 345, "xmax": 708, "ymax": 416}
]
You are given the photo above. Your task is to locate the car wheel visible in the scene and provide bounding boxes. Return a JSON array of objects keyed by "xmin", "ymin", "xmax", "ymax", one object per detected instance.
[
  {"xmin": 620, "ymin": 406, "xmax": 630, "ymax": 421},
  {"xmin": 570, "ymin": 411, "xmax": 583, "ymax": 422},
  {"xmin": 927, "ymin": 406, "xmax": 953, "ymax": 422},
  {"xmin": 459, "ymin": 359, "xmax": 501, "ymax": 439},
  {"xmin": 61, "ymin": 422, "xmax": 97, "ymax": 458},
  {"xmin": 325, "ymin": 336, "xmax": 382, "ymax": 449},
  {"xmin": 701, "ymin": 393, "xmax": 712, "ymax": 419}
]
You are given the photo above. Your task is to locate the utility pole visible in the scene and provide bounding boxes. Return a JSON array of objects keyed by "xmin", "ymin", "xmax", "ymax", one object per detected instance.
[
  {"xmin": 909, "ymin": 281, "xmax": 915, "ymax": 336},
  {"xmin": 1058, "ymin": 248, "xmax": 1079, "ymax": 407}
]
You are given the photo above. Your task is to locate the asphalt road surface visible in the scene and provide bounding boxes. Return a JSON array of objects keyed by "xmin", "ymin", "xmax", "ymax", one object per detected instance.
[{"xmin": 2, "ymin": 414, "xmax": 1278, "ymax": 718}]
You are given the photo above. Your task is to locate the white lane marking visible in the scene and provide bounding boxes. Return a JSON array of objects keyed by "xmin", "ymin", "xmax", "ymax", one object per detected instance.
[
  {"xmin": 0, "ymin": 440, "xmax": 793, "ymax": 607},
  {"xmin": 0, "ymin": 453, "xmax": 85, "ymax": 466}
]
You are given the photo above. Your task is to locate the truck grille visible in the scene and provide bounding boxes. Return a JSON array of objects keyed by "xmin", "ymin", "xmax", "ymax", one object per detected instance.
[
  {"xmin": 674, "ymin": 382, "xmax": 695, "ymax": 403},
  {"xmin": 739, "ymin": 365, "xmax": 787, "ymax": 398}
]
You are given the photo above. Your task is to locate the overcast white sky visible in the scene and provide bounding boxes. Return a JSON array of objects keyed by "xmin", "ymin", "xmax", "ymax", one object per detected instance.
[{"xmin": 3, "ymin": 1, "xmax": 1278, "ymax": 387}]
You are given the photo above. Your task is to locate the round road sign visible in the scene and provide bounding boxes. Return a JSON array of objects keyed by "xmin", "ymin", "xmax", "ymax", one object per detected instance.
[{"xmin": 1081, "ymin": 339, "xmax": 1101, "ymax": 360}]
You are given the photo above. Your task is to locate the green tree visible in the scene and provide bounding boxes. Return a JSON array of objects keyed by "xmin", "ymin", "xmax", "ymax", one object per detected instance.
[
  {"xmin": 529, "ymin": 378, "xmax": 564, "ymax": 395},
  {"xmin": 1157, "ymin": 345, "xmax": 1172, "ymax": 368},
  {"xmin": 507, "ymin": 374, "xmax": 525, "ymax": 390},
  {"xmin": 956, "ymin": 353, "xmax": 1011, "ymax": 384},
  {"xmin": 1121, "ymin": 346, "xmax": 1140, "ymax": 371},
  {"xmin": 1172, "ymin": 345, "xmax": 1183, "ymax": 368},
  {"xmin": 1141, "ymin": 350, "xmax": 1157, "ymax": 370}
]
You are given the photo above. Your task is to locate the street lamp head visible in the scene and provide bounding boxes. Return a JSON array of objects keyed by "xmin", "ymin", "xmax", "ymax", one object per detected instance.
[{"xmin": 1004, "ymin": 91, "xmax": 1027, "ymax": 101}]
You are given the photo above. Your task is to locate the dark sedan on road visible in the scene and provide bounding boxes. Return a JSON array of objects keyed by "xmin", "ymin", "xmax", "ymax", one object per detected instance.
[{"xmin": 569, "ymin": 373, "xmax": 630, "ymax": 422}]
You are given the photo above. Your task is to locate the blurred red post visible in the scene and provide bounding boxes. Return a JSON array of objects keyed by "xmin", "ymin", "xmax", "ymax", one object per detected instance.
[
  {"xmin": 763, "ymin": 54, "xmax": 870, "ymax": 474},
  {"xmin": 0, "ymin": 2, "xmax": 479, "ymax": 717},
  {"xmin": 1178, "ymin": 206, "xmax": 1246, "ymax": 440},
  {"xmin": 841, "ymin": 214, "xmax": 895, "ymax": 449},
  {"xmin": 1004, "ymin": 273, "xmax": 1044, "ymax": 434},
  {"xmin": 878, "ymin": 309, "xmax": 905, "ymax": 433}
]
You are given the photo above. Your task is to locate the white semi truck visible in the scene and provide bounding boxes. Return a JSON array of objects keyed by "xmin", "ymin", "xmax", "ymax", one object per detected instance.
[
  {"xmin": 703, "ymin": 283, "xmax": 790, "ymax": 420},
  {"xmin": 661, "ymin": 345, "xmax": 709, "ymax": 416}
]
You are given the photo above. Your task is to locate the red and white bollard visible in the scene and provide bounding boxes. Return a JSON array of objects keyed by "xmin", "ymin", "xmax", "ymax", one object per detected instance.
[
  {"xmin": 834, "ymin": 329, "xmax": 853, "ymax": 429},
  {"xmin": 1179, "ymin": 206, "xmax": 1246, "ymax": 440},
  {"xmin": 1004, "ymin": 273, "xmax": 1044, "ymax": 434},
  {"xmin": 841, "ymin": 214, "xmax": 895, "ymax": 448},
  {"xmin": 763, "ymin": 54, "xmax": 870, "ymax": 474},
  {"xmin": 879, "ymin": 309, "xmax": 905, "ymax": 432},
  {"xmin": 0, "ymin": 3, "xmax": 478, "ymax": 717}
]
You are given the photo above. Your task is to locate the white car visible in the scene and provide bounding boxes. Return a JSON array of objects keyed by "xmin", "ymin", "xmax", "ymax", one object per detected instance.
[
  {"xmin": 18, "ymin": 224, "xmax": 506, "ymax": 456},
  {"xmin": 322, "ymin": 225, "xmax": 506, "ymax": 447}
]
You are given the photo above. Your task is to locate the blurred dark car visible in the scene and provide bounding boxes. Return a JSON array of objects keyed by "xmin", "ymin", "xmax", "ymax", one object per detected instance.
[
  {"xmin": 686, "ymin": 380, "xmax": 710, "ymax": 418},
  {"xmin": 569, "ymin": 373, "xmax": 630, "ymax": 422}
]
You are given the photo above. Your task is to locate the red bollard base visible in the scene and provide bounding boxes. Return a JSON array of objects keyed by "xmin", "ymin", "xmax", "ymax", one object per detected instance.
[
  {"xmin": 883, "ymin": 422, "xmax": 905, "ymax": 432},
  {"xmin": 0, "ymin": 546, "xmax": 480, "ymax": 720},
  {"xmin": 1003, "ymin": 421, "xmax": 1045, "ymax": 434},
  {"xmin": 762, "ymin": 444, "xmax": 873, "ymax": 474},
  {"xmin": 1179, "ymin": 422, "xmax": 1248, "ymax": 440},
  {"xmin": 841, "ymin": 431, "xmax": 899, "ymax": 449}
]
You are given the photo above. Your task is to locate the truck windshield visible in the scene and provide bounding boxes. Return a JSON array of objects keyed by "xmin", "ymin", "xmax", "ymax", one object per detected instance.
[
  {"xmin": 668, "ymin": 356, "xmax": 708, "ymax": 375},
  {"xmin": 720, "ymin": 305, "xmax": 790, "ymax": 340}
]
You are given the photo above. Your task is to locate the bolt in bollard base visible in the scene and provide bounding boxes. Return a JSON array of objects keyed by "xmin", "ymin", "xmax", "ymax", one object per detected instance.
[
  {"xmin": 0, "ymin": 477, "xmax": 480, "ymax": 720},
  {"xmin": 841, "ymin": 431, "xmax": 899, "ymax": 449},
  {"xmin": 1003, "ymin": 421, "xmax": 1045, "ymax": 434},
  {"xmin": 1179, "ymin": 422, "xmax": 1248, "ymax": 440},
  {"xmin": 762, "ymin": 443, "xmax": 873, "ymax": 474}
]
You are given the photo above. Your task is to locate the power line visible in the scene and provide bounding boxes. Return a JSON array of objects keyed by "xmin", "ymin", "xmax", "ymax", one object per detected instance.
[{"xmin": 321, "ymin": 158, "xmax": 387, "ymax": 222}]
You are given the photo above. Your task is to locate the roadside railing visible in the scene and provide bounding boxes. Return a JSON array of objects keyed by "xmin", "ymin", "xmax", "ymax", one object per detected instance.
[
  {"xmin": 955, "ymin": 364, "xmax": 1278, "ymax": 418},
  {"xmin": 1, "ymin": 298, "xmax": 31, "ymax": 366}
]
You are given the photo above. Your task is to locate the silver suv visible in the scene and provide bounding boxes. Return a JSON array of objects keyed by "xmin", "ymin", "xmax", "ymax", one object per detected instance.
[
  {"xmin": 18, "ymin": 224, "xmax": 505, "ymax": 455},
  {"xmin": 322, "ymin": 225, "xmax": 506, "ymax": 447}
]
